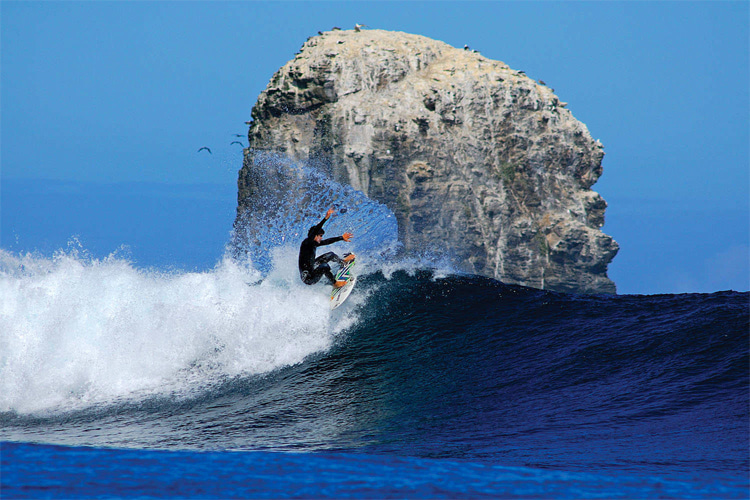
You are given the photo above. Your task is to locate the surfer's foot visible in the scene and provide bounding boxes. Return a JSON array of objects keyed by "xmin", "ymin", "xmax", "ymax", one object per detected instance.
[
  {"xmin": 343, "ymin": 253, "xmax": 355, "ymax": 264},
  {"xmin": 334, "ymin": 280, "xmax": 347, "ymax": 288}
]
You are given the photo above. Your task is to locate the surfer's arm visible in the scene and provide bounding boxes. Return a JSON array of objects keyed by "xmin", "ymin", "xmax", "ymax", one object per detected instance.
[
  {"xmin": 319, "ymin": 236, "xmax": 344, "ymax": 246},
  {"xmin": 310, "ymin": 210, "xmax": 350, "ymax": 246},
  {"xmin": 310, "ymin": 214, "xmax": 329, "ymax": 235},
  {"xmin": 316, "ymin": 208, "xmax": 335, "ymax": 228}
]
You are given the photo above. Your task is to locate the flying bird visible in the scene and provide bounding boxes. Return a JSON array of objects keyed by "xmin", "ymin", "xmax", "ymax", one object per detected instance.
[
  {"xmin": 231, "ymin": 141, "xmax": 245, "ymax": 147},
  {"xmin": 233, "ymin": 134, "xmax": 244, "ymax": 137},
  {"xmin": 198, "ymin": 147, "xmax": 212, "ymax": 154},
  {"xmin": 354, "ymin": 23, "xmax": 367, "ymax": 32}
]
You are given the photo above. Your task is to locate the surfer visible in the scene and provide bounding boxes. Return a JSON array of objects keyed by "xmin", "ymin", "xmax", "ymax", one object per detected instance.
[{"xmin": 299, "ymin": 208, "xmax": 354, "ymax": 288}]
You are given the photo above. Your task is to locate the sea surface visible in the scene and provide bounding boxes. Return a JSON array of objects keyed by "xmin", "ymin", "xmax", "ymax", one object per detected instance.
[{"xmin": 1, "ymin": 160, "xmax": 748, "ymax": 498}]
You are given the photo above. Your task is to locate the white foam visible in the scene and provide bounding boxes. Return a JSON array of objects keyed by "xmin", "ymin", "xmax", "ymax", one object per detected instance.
[{"xmin": 0, "ymin": 248, "xmax": 342, "ymax": 414}]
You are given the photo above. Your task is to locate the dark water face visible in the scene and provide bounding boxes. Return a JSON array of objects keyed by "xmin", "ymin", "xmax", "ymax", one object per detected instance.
[{"xmin": 3, "ymin": 271, "xmax": 748, "ymax": 484}]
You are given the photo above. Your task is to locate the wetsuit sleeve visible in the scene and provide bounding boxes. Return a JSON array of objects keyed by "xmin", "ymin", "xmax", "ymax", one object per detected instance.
[
  {"xmin": 310, "ymin": 216, "xmax": 328, "ymax": 235},
  {"xmin": 319, "ymin": 236, "xmax": 344, "ymax": 246}
]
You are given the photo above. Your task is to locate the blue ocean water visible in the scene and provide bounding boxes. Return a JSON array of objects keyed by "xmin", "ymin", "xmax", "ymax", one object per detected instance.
[{"xmin": 1, "ymin": 161, "xmax": 748, "ymax": 498}]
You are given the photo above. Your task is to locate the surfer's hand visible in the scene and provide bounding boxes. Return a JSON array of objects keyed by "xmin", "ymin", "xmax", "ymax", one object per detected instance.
[
  {"xmin": 342, "ymin": 232, "xmax": 353, "ymax": 242},
  {"xmin": 326, "ymin": 208, "xmax": 335, "ymax": 219}
]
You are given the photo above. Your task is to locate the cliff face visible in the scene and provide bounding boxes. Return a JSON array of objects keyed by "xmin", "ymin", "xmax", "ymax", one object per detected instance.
[{"xmin": 236, "ymin": 29, "xmax": 619, "ymax": 294}]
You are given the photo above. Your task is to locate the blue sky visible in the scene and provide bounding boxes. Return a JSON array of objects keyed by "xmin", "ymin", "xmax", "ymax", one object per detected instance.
[{"xmin": 2, "ymin": 1, "xmax": 748, "ymax": 294}]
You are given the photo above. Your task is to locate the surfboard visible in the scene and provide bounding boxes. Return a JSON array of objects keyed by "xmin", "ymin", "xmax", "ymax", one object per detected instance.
[{"xmin": 330, "ymin": 254, "xmax": 357, "ymax": 310}]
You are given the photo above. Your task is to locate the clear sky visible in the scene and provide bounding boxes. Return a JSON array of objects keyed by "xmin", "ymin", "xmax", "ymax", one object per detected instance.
[{"xmin": 2, "ymin": 1, "xmax": 748, "ymax": 294}]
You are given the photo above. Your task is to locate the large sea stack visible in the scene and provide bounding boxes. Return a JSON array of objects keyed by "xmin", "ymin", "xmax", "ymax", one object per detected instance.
[{"xmin": 235, "ymin": 29, "xmax": 619, "ymax": 294}]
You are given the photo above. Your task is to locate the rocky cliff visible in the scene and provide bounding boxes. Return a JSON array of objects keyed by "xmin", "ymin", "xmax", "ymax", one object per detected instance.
[{"xmin": 235, "ymin": 28, "xmax": 619, "ymax": 294}]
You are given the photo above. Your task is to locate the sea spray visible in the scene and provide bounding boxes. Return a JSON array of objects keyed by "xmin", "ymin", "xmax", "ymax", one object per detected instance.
[
  {"xmin": 0, "ymin": 249, "xmax": 339, "ymax": 415},
  {"xmin": 232, "ymin": 152, "xmax": 400, "ymax": 274}
]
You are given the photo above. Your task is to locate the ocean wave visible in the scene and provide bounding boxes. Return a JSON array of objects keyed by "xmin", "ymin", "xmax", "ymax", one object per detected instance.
[
  {"xmin": 1, "ymin": 264, "xmax": 747, "ymax": 480},
  {"xmin": 0, "ymin": 248, "xmax": 346, "ymax": 414}
]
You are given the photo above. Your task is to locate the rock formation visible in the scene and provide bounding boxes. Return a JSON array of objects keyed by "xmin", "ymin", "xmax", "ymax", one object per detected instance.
[{"xmin": 235, "ymin": 29, "xmax": 619, "ymax": 294}]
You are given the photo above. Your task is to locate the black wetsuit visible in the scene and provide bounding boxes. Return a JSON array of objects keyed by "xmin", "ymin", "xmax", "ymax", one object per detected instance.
[{"xmin": 298, "ymin": 216, "xmax": 344, "ymax": 285}]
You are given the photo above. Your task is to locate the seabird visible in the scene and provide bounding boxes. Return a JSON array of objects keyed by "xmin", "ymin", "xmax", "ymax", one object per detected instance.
[
  {"xmin": 539, "ymin": 80, "xmax": 546, "ymax": 86},
  {"xmin": 464, "ymin": 44, "xmax": 470, "ymax": 50},
  {"xmin": 198, "ymin": 147, "xmax": 211, "ymax": 154},
  {"xmin": 354, "ymin": 23, "xmax": 367, "ymax": 32},
  {"xmin": 231, "ymin": 141, "xmax": 245, "ymax": 147},
  {"xmin": 332, "ymin": 26, "xmax": 341, "ymax": 31},
  {"xmin": 233, "ymin": 134, "xmax": 243, "ymax": 137},
  {"xmin": 318, "ymin": 31, "xmax": 323, "ymax": 35}
]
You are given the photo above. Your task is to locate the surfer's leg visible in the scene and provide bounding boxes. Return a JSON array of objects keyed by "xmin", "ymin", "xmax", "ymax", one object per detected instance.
[
  {"xmin": 325, "ymin": 268, "xmax": 340, "ymax": 286},
  {"xmin": 300, "ymin": 269, "xmax": 323, "ymax": 285},
  {"xmin": 313, "ymin": 262, "xmax": 338, "ymax": 285},
  {"xmin": 315, "ymin": 253, "xmax": 345, "ymax": 285},
  {"xmin": 309, "ymin": 263, "xmax": 335, "ymax": 285},
  {"xmin": 315, "ymin": 252, "xmax": 343, "ymax": 267}
]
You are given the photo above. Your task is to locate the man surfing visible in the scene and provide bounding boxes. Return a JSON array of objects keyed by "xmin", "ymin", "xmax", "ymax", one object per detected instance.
[{"xmin": 299, "ymin": 208, "xmax": 354, "ymax": 288}]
